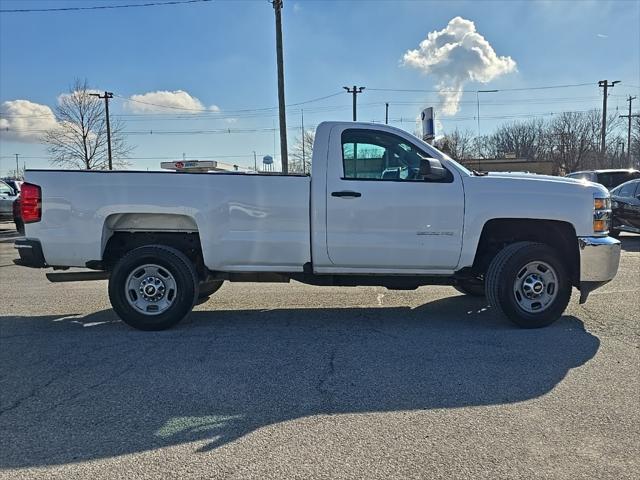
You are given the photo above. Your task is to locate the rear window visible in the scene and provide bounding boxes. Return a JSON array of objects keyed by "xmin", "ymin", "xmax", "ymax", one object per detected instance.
[
  {"xmin": 596, "ymin": 171, "xmax": 640, "ymax": 189},
  {"xmin": 566, "ymin": 172, "xmax": 595, "ymax": 182}
]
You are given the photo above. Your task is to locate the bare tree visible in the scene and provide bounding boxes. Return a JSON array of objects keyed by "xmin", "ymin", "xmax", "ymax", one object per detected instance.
[
  {"xmin": 434, "ymin": 128, "xmax": 475, "ymax": 160},
  {"xmin": 289, "ymin": 130, "xmax": 314, "ymax": 173},
  {"xmin": 489, "ymin": 118, "xmax": 547, "ymax": 160},
  {"xmin": 543, "ymin": 111, "xmax": 596, "ymax": 174},
  {"xmin": 43, "ymin": 79, "xmax": 131, "ymax": 169}
]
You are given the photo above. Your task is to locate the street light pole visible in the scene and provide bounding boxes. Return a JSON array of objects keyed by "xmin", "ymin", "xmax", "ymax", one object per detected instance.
[{"xmin": 476, "ymin": 89, "xmax": 498, "ymax": 137}]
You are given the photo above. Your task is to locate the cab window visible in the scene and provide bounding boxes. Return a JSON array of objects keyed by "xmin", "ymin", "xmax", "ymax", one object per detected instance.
[{"xmin": 341, "ymin": 129, "xmax": 452, "ymax": 182}]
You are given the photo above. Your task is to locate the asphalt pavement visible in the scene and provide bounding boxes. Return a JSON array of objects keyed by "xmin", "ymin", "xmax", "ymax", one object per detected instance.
[{"xmin": 0, "ymin": 221, "xmax": 638, "ymax": 479}]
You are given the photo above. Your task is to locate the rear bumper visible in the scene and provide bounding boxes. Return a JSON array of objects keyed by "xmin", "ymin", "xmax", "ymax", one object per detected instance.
[
  {"xmin": 13, "ymin": 238, "xmax": 47, "ymax": 268},
  {"xmin": 577, "ymin": 236, "xmax": 621, "ymax": 303}
]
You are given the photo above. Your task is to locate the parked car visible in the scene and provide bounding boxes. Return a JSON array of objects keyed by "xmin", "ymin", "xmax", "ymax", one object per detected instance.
[
  {"xmin": 565, "ymin": 169, "xmax": 640, "ymax": 190},
  {"xmin": 2, "ymin": 179, "xmax": 23, "ymax": 194},
  {"xmin": 13, "ymin": 197, "xmax": 24, "ymax": 234},
  {"xmin": 609, "ymin": 179, "xmax": 640, "ymax": 237},
  {"xmin": 14, "ymin": 121, "xmax": 621, "ymax": 331},
  {"xmin": 0, "ymin": 180, "xmax": 19, "ymax": 221}
]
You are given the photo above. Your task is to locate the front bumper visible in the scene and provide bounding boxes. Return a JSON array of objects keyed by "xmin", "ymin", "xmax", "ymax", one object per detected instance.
[{"xmin": 577, "ymin": 236, "xmax": 621, "ymax": 303}]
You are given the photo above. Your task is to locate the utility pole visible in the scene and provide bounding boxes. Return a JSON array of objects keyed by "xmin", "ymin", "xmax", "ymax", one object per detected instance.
[
  {"xmin": 301, "ymin": 109, "xmax": 306, "ymax": 174},
  {"xmin": 343, "ymin": 85, "xmax": 365, "ymax": 121},
  {"xmin": 89, "ymin": 91, "xmax": 114, "ymax": 170},
  {"xmin": 14, "ymin": 153, "xmax": 19, "ymax": 178},
  {"xmin": 253, "ymin": 151, "xmax": 257, "ymax": 172},
  {"xmin": 385, "ymin": 102, "xmax": 389, "ymax": 124},
  {"xmin": 620, "ymin": 95, "xmax": 638, "ymax": 166},
  {"xmin": 598, "ymin": 80, "xmax": 620, "ymax": 161},
  {"xmin": 271, "ymin": 0, "xmax": 288, "ymax": 174}
]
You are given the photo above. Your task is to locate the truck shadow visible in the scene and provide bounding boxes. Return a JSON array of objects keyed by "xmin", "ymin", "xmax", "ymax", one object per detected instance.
[{"xmin": 0, "ymin": 296, "xmax": 599, "ymax": 468}]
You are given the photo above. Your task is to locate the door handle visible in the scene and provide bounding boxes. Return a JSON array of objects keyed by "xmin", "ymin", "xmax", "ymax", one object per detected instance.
[{"xmin": 331, "ymin": 191, "xmax": 362, "ymax": 198}]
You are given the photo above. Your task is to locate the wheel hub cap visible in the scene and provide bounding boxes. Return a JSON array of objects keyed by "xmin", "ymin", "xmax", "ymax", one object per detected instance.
[
  {"xmin": 125, "ymin": 264, "xmax": 177, "ymax": 316},
  {"xmin": 522, "ymin": 273, "xmax": 545, "ymax": 299},
  {"xmin": 139, "ymin": 276, "xmax": 166, "ymax": 301},
  {"xmin": 513, "ymin": 261, "xmax": 558, "ymax": 313}
]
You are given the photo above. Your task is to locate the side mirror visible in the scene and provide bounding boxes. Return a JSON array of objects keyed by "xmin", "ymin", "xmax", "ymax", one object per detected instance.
[{"xmin": 419, "ymin": 157, "xmax": 447, "ymax": 181}]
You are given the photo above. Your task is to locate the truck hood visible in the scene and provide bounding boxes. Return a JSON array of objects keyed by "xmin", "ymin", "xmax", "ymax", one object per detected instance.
[{"xmin": 484, "ymin": 171, "xmax": 609, "ymax": 196}]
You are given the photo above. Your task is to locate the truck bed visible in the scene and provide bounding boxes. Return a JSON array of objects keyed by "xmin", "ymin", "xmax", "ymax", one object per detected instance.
[{"xmin": 25, "ymin": 170, "xmax": 311, "ymax": 271}]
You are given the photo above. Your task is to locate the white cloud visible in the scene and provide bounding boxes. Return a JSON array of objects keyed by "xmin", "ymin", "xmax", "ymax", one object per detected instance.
[
  {"xmin": 56, "ymin": 89, "xmax": 101, "ymax": 105},
  {"xmin": 402, "ymin": 17, "xmax": 517, "ymax": 115},
  {"xmin": 125, "ymin": 90, "xmax": 219, "ymax": 114},
  {"xmin": 0, "ymin": 99, "xmax": 58, "ymax": 143},
  {"xmin": 596, "ymin": 33, "xmax": 608, "ymax": 38}
]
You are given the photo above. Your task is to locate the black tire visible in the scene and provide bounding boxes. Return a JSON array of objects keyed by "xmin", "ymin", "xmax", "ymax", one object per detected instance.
[
  {"xmin": 453, "ymin": 279, "xmax": 485, "ymax": 297},
  {"xmin": 486, "ymin": 242, "xmax": 571, "ymax": 328},
  {"xmin": 198, "ymin": 279, "xmax": 224, "ymax": 299},
  {"xmin": 108, "ymin": 245, "xmax": 198, "ymax": 331}
]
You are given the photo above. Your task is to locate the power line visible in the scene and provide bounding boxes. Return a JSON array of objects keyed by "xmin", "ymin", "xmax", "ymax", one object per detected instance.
[
  {"xmin": 367, "ymin": 82, "xmax": 595, "ymax": 93},
  {"xmin": 112, "ymin": 91, "xmax": 343, "ymax": 113},
  {"xmin": 2, "ymin": 93, "xmax": 629, "ymax": 121},
  {"xmin": 0, "ymin": 0, "xmax": 213, "ymax": 13}
]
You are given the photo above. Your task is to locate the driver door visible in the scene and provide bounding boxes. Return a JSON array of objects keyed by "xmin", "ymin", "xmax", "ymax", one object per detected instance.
[{"xmin": 325, "ymin": 127, "xmax": 464, "ymax": 271}]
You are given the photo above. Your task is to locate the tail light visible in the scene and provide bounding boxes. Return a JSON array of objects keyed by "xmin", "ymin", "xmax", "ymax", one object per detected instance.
[{"xmin": 20, "ymin": 182, "xmax": 42, "ymax": 223}]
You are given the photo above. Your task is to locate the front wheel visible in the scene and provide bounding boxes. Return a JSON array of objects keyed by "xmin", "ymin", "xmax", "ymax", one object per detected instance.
[
  {"xmin": 108, "ymin": 245, "xmax": 198, "ymax": 331},
  {"xmin": 486, "ymin": 242, "xmax": 571, "ymax": 328}
]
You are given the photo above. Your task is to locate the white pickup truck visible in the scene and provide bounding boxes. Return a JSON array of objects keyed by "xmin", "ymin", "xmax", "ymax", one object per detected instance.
[{"xmin": 15, "ymin": 122, "xmax": 621, "ymax": 331}]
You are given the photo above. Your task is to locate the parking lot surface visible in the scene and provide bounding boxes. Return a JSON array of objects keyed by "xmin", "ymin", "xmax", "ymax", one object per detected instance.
[{"xmin": 0, "ymin": 223, "xmax": 638, "ymax": 479}]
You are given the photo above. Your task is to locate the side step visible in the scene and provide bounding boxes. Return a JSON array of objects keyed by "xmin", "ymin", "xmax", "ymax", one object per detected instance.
[{"xmin": 46, "ymin": 271, "xmax": 110, "ymax": 283}]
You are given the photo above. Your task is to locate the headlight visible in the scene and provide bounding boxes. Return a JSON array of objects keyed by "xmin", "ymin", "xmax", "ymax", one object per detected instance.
[{"xmin": 593, "ymin": 197, "xmax": 611, "ymax": 234}]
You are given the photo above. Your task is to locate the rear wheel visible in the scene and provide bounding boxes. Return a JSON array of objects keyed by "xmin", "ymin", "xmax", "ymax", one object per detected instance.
[
  {"xmin": 108, "ymin": 245, "xmax": 198, "ymax": 331},
  {"xmin": 486, "ymin": 242, "xmax": 571, "ymax": 328}
]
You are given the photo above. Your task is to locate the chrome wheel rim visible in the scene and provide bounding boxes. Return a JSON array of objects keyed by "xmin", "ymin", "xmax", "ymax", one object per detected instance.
[
  {"xmin": 125, "ymin": 264, "xmax": 177, "ymax": 316},
  {"xmin": 512, "ymin": 261, "xmax": 558, "ymax": 313}
]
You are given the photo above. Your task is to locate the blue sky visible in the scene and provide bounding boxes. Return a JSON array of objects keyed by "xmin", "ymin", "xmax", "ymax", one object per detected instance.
[{"xmin": 1, "ymin": 0, "xmax": 639, "ymax": 174}]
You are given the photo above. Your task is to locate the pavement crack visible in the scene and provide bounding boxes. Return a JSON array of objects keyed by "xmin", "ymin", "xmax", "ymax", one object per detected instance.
[{"xmin": 317, "ymin": 348, "xmax": 337, "ymax": 410}]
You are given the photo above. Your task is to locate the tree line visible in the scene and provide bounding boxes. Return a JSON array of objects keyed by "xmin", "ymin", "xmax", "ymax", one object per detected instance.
[{"xmin": 433, "ymin": 110, "xmax": 640, "ymax": 174}]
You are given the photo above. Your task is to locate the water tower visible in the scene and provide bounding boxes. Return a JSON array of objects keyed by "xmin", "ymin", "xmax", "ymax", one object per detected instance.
[{"xmin": 262, "ymin": 155, "xmax": 274, "ymax": 172}]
